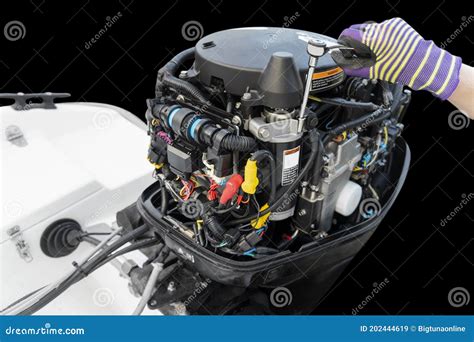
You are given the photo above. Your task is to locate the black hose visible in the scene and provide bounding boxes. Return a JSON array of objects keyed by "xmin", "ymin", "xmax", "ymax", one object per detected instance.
[
  {"xmin": 160, "ymin": 180, "xmax": 168, "ymax": 215},
  {"xmin": 309, "ymin": 133, "xmax": 325, "ymax": 185},
  {"xmin": 323, "ymin": 107, "xmax": 389, "ymax": 143},
  {"xmin": 323, "ymin": 83, "xmax": 403, "ymax": 143},
  {"xmin": 202, "ymin": 213, "xmax": 227, "ymax": 240},
  {"xmin": 226, "ymin": 129, "xmax": 320, "ymax": 226},
  {"xmin": 315, "ymin": 97, "xmax": 380, "ymax": 111},
  {"xmin": 250, "ymin": 150, "xmax": 276, "ymax": 204},
  {"xmin": 221, "ymin": 134, "xmax": 256, "ymax": 152},
  {"xmin": 156, "ymin": 47, "xmax": 210, "ymax": 103},
  {"xmin": 158, "ymin": 48, "xmax": 195, "ymax": 76},
  {"xmin": 162, "ymin": 75, "xmax": 209, "ymax": 103}
]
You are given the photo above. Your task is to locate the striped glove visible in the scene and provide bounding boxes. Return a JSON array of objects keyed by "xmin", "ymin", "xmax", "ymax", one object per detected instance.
[{"xmin": 336, "ymin": 18, "xmax": 462, "ymax": 100}]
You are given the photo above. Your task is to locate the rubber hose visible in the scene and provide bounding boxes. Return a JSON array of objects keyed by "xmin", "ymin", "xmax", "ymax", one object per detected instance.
[
  {"xmin": 162, "ymin": 74, "xmax": 209, "ymax": 103},
  {"xmin": 317, "ymin": 97, "xmax": 380, "ymax": 111},
  {"xmin": 160, "ymin": 180, "xmax": 168, "ymax": 215},
  {"xmin": 203, "ymin": 214, "xmax": 227, "ymax": 240},
  {"xmin": 250, "ymin": 150, "xmax": 276, "ymax": 204},
  {"xmin": 221, "ymin": 134, "xmax": 256, "ymax": 152}
]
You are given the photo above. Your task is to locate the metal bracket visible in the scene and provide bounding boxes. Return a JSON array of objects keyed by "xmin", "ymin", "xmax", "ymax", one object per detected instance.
[
  {"xmin": 0, "ymin": 92, "xmax": 70, "ymax": 110},
  {"xmin": 7, "ymin": 226, "xmax": 33, "ymax": 263}
]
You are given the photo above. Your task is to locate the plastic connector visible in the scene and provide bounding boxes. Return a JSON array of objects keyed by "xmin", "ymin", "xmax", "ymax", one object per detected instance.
[
  {"xmin": 237, "ymin": 230, "xmax": 262, "ymax": 252},
  {"xmin": 219, "ymin": 174, "xmax": 243, "ymax": 205},
  {"xmin": 241, "ymin": 159, "xmax": 259, "ymax": 194},
  {"xmin": 223, "ymin": 228, "xmax": 241, "ymax": 247}
]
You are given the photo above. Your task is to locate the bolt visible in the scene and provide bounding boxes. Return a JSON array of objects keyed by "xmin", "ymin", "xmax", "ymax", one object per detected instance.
[
  {"xmin": 149, "ymin": 299, "xmax": 158, "ymax": 307},
  {"xmin": 258, "ymin": 127, "xmax": 270, "ymax": 139},
  {"xmin": 167, "ymin": 281, "xmax": 176, "ymax": 293},
  {"xmin": 231, "ymin": 115, "xmax": 242, "ymax": 126},
  {"xmin": 298, "ymin": 209, "xmax": 306, "ymax": 216},
  {"xmin": 242, "ymin": 92, "xmax": 251, "ymax": 100}
]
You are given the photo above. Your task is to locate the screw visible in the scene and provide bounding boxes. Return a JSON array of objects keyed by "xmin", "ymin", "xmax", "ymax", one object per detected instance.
[
  {"xmin": 258, "ymin": 128, "xmax": 270, "ymax": 139},
  {"xmin": 167, "ymin": 281, "xmax": 176, "ymax": 293},
  {"xmin": 242, "ymin": 93, "xmax": 251, "ymax": 100},
  {"xmin": 231, "ymin": 115, "xmax": 242, "ymax": 126},
  {"xmin": 149, "ymin": 299, "xmax": 157, "ymax": 306},
  {"xmin": 298, "ymin": 209, "xmax": 306, "ymax": 216}
]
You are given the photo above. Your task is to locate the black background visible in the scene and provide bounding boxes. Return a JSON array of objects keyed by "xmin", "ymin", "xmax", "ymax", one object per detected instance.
[{"xmin": 1, "ymin": 0, "xmax": 472, "ymax": 315}]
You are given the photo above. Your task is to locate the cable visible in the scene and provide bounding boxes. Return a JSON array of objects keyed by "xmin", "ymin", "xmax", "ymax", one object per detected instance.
[
  {"xmin": 250, "ymin": 150, "xmax": 276, "ymax": 204},
  {"xmin": 308, "ymin": 95, "xmax": 380, "ymax": 111},
  {"xmin": 90, "ymin": 238, "xmax": 160, "ymax": 273},
  {"xmin": 2, "ymin": 227, "xmax": 123, "ymax": 315},
  {"xmin": 132, "ymin": 262, "xmax": 163, "ymax": 315},
  {"xmin": 16, "ymin": 226, "xmax": 148, "ymax": 315}
]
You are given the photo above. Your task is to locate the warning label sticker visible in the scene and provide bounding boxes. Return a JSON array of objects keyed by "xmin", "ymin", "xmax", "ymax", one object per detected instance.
[
  {"xmin": 282, "ymin": 146, "xmax": 300, "ymax": 186},
  {"xmin": 311, "ymin": 67, "xmax": 344, "ymax": 92}
]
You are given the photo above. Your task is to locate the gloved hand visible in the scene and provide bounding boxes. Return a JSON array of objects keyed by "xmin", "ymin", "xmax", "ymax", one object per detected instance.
[{"xmin": 333, "ymin": 18, "xmax": 462, "ymax": 100}]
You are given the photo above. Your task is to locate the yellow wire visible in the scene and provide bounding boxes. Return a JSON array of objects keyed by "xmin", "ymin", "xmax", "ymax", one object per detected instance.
[
  {"xmin": 383, "ymin": 126, "xmax": 388, "ymax": 145},
  {"xmin": 308, "ymin": 95, "xmax": 321, "ymax": 102},
  {"xmin": 196, "ymin": 220, "xmax": 203, "ymax": 229}
]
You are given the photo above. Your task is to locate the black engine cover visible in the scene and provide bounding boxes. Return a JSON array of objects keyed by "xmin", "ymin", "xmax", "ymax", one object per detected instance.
[{"xmin": 191, "ymin": 27, "xmax": 344, "ymax": 97}]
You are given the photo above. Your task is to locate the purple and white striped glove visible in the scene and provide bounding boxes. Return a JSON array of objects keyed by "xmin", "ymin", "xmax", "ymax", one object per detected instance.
[{"xmin": 336, "ymin": 18, "xmax": 462, "ymax": 100}]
